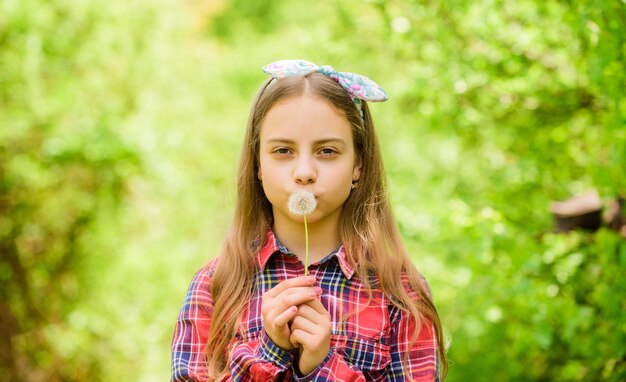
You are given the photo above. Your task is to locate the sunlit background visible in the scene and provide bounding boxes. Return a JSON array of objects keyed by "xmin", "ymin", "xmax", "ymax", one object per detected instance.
[{"xmin": 2, "ymin": 0, "xmax": 625, "ymax": 380}]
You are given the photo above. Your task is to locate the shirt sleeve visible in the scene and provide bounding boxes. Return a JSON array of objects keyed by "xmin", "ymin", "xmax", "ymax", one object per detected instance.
[
  {"xmin": 170, "ymin": 259, "xmax": 296, "ymax": 382},
  {"xmin": 171, "ymin": 260, "xmax": 217, "ymax": 382},
  {"xmin": 385, "ymin": 273, "xmax": 440, "ymax": 382},
  {"xmin": 291, "ymin": 350, "xmax": 367, "ymax": 382},
  {"xmin": 385, "ymin": 309, "xmax": 440, "ymax": 382},
  {"xmin": 226, "ymin": 330, "xmax": 295, "ymax": 381}
]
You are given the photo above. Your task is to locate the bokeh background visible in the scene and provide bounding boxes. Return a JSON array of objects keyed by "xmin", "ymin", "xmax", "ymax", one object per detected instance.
[{"xmin": 2, "ymin": 0, "xmax": 625, "ymax": 381}]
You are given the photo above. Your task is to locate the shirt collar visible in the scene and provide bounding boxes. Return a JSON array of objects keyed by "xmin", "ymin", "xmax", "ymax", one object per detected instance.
[{"xmin": 256, "ymin": 230, "xmax": 356, "ymax": 280}]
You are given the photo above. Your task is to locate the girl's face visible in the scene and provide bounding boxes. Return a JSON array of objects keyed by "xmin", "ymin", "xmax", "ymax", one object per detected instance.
[{"xmin": 258, "ymin": 95, "xmax": 361, "ymax": 230}]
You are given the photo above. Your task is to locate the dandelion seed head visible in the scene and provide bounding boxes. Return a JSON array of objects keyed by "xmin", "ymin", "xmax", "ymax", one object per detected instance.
[{"xmin": 288, "ymin": 191, "xmax": 317, "ymax": 216}]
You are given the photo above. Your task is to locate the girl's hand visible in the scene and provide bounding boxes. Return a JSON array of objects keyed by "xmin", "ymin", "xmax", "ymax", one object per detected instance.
[
  {"xmin": 289, "ymin": 298, "xmax": 332, "ymax": 375},
  {"xmin": 261, "ymin": 276, "xmax": 321, "ymax": 350}
]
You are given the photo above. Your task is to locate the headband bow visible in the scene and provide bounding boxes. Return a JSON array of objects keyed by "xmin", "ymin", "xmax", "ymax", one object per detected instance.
[{"xmin": 262, "ymin": 59, "xmax": 388, "ymax": 117}]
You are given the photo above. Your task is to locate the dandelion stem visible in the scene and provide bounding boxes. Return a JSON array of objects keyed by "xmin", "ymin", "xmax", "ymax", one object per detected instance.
[{"xmin": 304, "ymin": 214, "xmax": 309, "ymax": 276}]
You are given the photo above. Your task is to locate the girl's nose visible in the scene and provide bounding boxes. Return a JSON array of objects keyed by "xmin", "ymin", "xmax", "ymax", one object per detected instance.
[{"xmin": 293, "ymin": 155, "xmax": 316, "ymax": 185}]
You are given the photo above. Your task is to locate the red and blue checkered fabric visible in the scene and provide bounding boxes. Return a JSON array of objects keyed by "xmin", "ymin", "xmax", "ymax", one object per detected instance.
[{"xmin": 171, "ymin": 230, "xmax": 440, "ymax": 381}]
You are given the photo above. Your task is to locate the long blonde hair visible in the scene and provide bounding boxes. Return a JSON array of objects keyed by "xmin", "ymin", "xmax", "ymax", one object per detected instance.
[{"xmin": 207, "ymin": 73, "xmax": 447, "ymax": 380}]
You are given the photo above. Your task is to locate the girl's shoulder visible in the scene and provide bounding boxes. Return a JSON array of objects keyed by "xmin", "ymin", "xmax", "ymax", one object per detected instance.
[
  {"xmin": 408, "ymin": 271, "xmax": 433, "ymax": 298},
  {"xmin": 199, "ymin": 256, "xmax": 221, "ymax": 276},
  {"xmin": 188, "ymin": 256, "xmax": 221, "ymax": 290},
  {"xmin": 393, "ymin": 269, "xmax": 434, "ymax": 303},
  {"xmin": 385, "ymin": 271, "xmax": 435, "ymax": 322}
]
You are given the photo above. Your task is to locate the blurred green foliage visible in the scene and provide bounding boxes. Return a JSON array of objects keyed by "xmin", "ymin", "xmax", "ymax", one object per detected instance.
[{"xmin": 1, "ymin": 0, "xmax": 624, "ymax": 381}]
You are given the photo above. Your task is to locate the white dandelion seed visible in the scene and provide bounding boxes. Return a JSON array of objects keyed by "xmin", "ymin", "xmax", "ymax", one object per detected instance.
[
  {"xmin": 287, "ymin": 191, "xmax": 317, "ymax": 276},
  {"xmin": 288, "ymin": 190, "xmax": 317, "ymax": 216}
]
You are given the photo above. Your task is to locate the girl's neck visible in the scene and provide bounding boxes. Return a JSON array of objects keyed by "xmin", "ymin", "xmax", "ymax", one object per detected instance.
[{"xmin": 272, "ymin": 214, "xmax": 341, "ymax": 265}]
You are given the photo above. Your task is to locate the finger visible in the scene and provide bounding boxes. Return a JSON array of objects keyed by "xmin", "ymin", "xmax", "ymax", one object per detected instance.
[
  {"xmin": 287, "ymin": 314, "xmax": 313, "ymax": 349},
  {"xmin": 274, "ymin": 305, "xmax": 298, "ymax": 327},
  {"xmin": 272, "ymin": 288, "xmax": 321, "ymax": 312},
  {"xmin": 290, "ymin": 328, "xmax": 317, "ymax": 348},
  {"xmin": 263, "ymin": 286, "xmax": 319, "ymax": 310},
  {"xmin": 299, "ymin": 298, "xmax": 329, "ymax": 316},
  {"xmin": 266, "ymin": 276, "xmax": 316, "ymax": 298},
  {"xmin": 281, "ymin": 286, "xmax": 322, "ymax": 298},
  {"xmin": 291, "ymin": 313, "xmax": 316, "ymax": 333},
  {"xmin": 292, "ymin": 304, "xmax": 321, "ymax": 323}
]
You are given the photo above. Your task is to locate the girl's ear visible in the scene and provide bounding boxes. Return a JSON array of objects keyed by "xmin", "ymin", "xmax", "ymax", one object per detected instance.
[{"xmin": 352, "ymin": 156, "xmax": 362, "ymax": 182}]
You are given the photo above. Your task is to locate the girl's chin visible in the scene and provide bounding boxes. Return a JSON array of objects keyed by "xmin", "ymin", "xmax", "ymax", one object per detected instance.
[{"xmin": 289, "ymin": 214, "xmax": 316, "ymax": 222}]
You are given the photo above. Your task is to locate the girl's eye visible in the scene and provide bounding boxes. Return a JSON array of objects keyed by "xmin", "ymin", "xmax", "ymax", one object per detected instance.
[
  {"xmin": 272, "ymin": 147, "xmax": 291, "ymax": 155},
  {"xmin": 319, "ymin": 147, "xmax": 337, "ymax": 156}
]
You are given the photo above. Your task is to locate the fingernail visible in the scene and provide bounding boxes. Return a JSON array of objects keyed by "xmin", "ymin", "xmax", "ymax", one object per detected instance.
[
  {"xmin": 315, "ymin": 287, "xmax": 322, "ymax": 295},
  {"xmin": 307, "ymin": 276, "xmax": 316, "ymax": 283}
]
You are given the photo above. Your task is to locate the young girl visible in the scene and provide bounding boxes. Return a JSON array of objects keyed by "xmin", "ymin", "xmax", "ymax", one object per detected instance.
[{"xmin": 171, "ymin": 60, "xmax": 447, "ymax": 382}]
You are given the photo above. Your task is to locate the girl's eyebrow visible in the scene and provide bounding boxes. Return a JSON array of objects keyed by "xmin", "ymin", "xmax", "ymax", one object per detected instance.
[
  {"xmin": 265, "ymin": 138, "xmax": 346, "ymax": 146},
  {"xmin": 315, "ymin": 138, "xmax": 346, "ymax": 146}
]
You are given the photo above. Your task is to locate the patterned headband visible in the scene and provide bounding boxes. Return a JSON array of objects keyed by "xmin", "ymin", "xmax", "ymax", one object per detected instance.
[{"xmin": 262, "ymin": 59, "xmax": 388, "ymax": 119}]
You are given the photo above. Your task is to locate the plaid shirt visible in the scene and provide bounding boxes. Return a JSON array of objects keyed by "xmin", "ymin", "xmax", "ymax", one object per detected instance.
[{"xmin": 171, "ymin": 230, "xmax": 440, "ymax": 381}]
